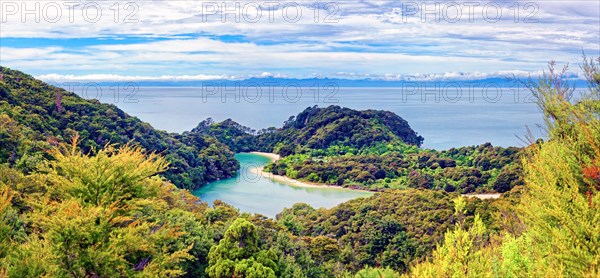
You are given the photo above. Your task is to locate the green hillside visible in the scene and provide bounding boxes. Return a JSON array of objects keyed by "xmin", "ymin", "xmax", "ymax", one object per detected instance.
[
  {"xmin": 258, "ymin": 105, "xmax": 424, "ymax": 156},
  {"xmin": 0, "ymin": 67, "xmax": 238, "ymax": 190}
]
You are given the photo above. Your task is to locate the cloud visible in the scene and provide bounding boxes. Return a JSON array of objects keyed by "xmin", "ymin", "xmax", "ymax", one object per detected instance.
[
  {"xmin": 36, "ymin": 69, "xmax": 562, "ymax": 82},
  {"xmin": 36, "ymin": 73, "xmax": 235, "ymax": 82},
  {"xmin": 0, "ymin": 0, "xmax": 598, "ymax": 78},
  {"xmin": 0, "ymin": 46, "xmax": 63, "ymax": 60}
]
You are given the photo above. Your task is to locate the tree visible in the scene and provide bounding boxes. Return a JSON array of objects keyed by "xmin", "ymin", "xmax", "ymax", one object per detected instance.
[
  {"xmin": 307, "ymin": 236, "xmax": 339, "ymax": 263},
  {"xmin": 0, "ymin": 186, "xmax": 15, "ymax": 259},
  {"xmin": 42, "ymin": 137, "xmax": 168, "ymax": 207},
  {"xmin": 516, "ymin": 58, "xmax": 599, "ymax": 276},
  {"xmin": 206, "ymin": 218, "xmax": 277, "ymax": 278}
]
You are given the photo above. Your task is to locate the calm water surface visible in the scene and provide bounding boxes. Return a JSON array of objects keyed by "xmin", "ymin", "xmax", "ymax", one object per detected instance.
[
  {"xmin": 192, "ymin": 153, "xmax": 372, "ymax": 217},
  {"xmin": 99, "ymin": 86, "xmax": 546, "ymax": 149}
]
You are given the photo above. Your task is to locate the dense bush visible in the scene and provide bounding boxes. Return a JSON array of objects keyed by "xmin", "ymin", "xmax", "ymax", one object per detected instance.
[
  {"xmin": 276, "ymin": 189, "xmax": 497, "ymax": 274},
  {"xmin": 191, "ymin": 118, "xmax": 259, "ymax": 152}
]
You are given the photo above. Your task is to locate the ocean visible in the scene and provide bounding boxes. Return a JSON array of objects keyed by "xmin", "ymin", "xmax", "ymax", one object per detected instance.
[{"xmin": 81, "ymin": 86, "xmax": 545, "ymax": 150}]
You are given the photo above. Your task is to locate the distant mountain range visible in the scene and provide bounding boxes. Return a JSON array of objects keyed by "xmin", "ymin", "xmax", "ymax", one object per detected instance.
[{"xmin": 45, "ymin": 77, "xmax": 590, "ymax": 88}]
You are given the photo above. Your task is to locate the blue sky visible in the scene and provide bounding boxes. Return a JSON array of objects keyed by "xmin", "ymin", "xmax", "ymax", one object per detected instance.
[{"xmin": 0, "ymin": 0, "xmax": 598, "ymax": 82}]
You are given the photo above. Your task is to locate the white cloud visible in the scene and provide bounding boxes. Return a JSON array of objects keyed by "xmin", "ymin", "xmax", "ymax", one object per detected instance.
[
  {"xmin": 36, "ymin": 69, "xmax": 556, "ymax": 82},
  {"xmin": 0, "ymin": 47, "xmax": 63, "ymax": 60},
  {"xmin": 36, "ymin": 73, "xmax": 235, "ymax": 82},
  {"xmin": 0, "ymin": 1, "xmax": 597, "ymax": 78}
]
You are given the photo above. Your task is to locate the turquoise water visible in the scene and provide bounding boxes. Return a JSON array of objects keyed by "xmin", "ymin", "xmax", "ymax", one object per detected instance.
[{"xmin": 193, "ymin": 153, "xmax": 373, "ymax": 217}]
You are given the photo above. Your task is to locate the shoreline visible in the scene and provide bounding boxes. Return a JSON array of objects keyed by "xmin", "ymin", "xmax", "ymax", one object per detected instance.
[
  {"xmin": 249, "ymin": 151, "xmax": 281, "ymax": 162},
  {"xmin": 462, "ymin": 193, "xmax": 501, "ymax": 199},
  {"xmin": 248, "ymin": 152, "xmax": 373, "ymax": 194},
  {"xmin": 247, "ymin": 152, "xmax": 501, "ymax": 199}
]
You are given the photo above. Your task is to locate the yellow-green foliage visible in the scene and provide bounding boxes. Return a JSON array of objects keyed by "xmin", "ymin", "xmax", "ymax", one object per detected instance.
[
  {"xmin": 40, "ymin": 139, "xmax": 168, "ymax": 207},
  {"xmin": 518, "ymin": 84, "xmax": 600, "ymax": 276},
  {"xmin": 354, "ymin": 266, "xmax": 401, "ymax": 278},
  {"xmin": 0, "ymin": 186, "xmax": 14, "ymax": 259},
  {"xmin": 0, "ymin": 140, "xmax": 204, "ymax": 277},
  {"xmin": 404, "ymin": 57, "xmax": 600, "ymax": 278},
  {"xmin": 515, "ymin": 58, "xmax": 600, "ymax": 277},
  {"xmin": 405, "ymin": 197, "xmax": 489, "ymax": 278}
]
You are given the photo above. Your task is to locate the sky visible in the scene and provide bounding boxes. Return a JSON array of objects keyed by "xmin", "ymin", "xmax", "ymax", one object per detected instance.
[{"xmin": 0, "ymin": 0, "xmax": 599, "ymax": 82}]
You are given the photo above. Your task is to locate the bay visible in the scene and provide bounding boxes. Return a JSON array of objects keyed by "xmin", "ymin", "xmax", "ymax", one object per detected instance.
[{"xmin": 192, "ymin": 153, "xmax": 373, "ymax": 217}]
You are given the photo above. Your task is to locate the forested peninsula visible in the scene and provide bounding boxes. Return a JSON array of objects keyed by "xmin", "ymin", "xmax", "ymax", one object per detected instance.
[{"xmin": 194, "ymin": 105, "xmax": 523, "ymax": 194}]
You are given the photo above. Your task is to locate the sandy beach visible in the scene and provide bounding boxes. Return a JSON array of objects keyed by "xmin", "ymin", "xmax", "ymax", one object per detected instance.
[
  {"xmin": 462, "ymin": 193, "xmax": 501, "ymax": 199},
  {"xmin": 249, "ymin": 152, "xmax": 281, "ymax": 162},
  {"xmin": 248, "ymin": 152, "xmax": 373, "ymax": 193}
]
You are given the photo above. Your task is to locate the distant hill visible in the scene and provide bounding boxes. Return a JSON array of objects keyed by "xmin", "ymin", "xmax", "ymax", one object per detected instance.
[
  {"xmin": 192, "ymin": 105, "xmax": 424, "ymax": 156},
  {"xmin": 0, "ymin": 66, "xmax": 238, "ymax": 190},
  {"xmin": 190, "ymin": 118, "xmax": 258, "ymax": 153},
  {"xmin": 266, "ymin": 105, "xmax": 424, "ymax": 156}
]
